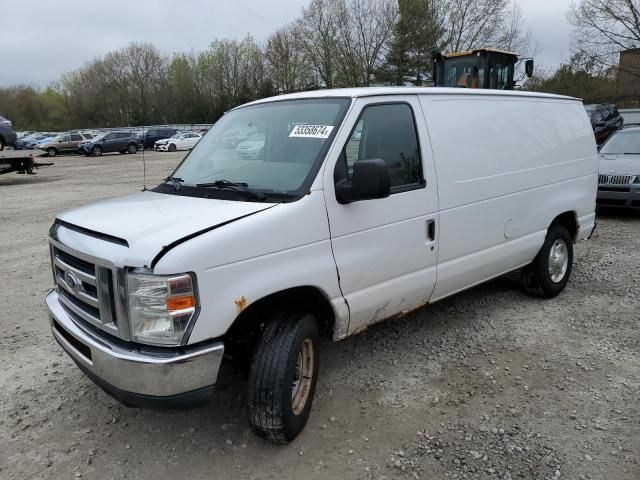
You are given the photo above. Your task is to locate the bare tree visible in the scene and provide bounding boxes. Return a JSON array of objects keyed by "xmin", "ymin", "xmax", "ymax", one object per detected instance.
[
  {"xmin": 299, "ymin": 0, "xmax": 345, "ymax": 88},
  {"xmin": 444, "ymin": 0, "xmax": 510, "ymax": 52},
  {"xmin": 340, "ymin": 0, "xmax": 398, "ymax": 85},
  {"xmin": 266, "ymin": 24, "xmax": 313, "ymax": 93},
  {"xmin": 568, "ymin": 0, "xmax": 640, "ymax": 71}
]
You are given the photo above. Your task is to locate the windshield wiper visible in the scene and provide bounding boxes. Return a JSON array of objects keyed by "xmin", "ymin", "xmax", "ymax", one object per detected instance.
[
  {"xmin": 164, "ymin": 175, "xmax": 183, "ymax": 191},
  {"xmin": 196, "ymin": 179, "xmax": 267, "ymax": 201},
  {"xmin": 623, "ymin": 152, "xmax": 640, "ymax": 155}
]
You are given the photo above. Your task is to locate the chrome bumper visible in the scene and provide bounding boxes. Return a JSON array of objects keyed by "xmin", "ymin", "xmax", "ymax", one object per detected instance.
[{"xmin": 46, "ymin": 290, "xmax": 224, "ymax": 400}]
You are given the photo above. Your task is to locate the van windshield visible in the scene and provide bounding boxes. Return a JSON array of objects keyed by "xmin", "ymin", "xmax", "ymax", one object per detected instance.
[{"xmin": 170, "ymin": 98, "xmax": 349, "ymax": 200}]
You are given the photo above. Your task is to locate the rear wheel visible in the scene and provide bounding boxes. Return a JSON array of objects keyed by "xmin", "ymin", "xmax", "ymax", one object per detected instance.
[
  {"xmin": 0, "ymin": 137, "xmax": 5, "ymax": 151},
  {"xmin": 92, "ymin": 146, "xmax": 103, "ymax": 157},
  {"xmin": 247, "ymin": 311, "xmax": 319, "ymax": 444},
  {"xmin": 522, "ymin": 224, "xmax": 573, "ymax": 298}
]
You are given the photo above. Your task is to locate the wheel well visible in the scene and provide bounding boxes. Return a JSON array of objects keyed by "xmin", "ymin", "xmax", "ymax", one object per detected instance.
[
  {"xmin": 551, "ymin": 211, "xmax": 578, "ymax": 242},
  {"xmin": 225, "ymin": 286, "xmax": 336, "ymax": 344}
]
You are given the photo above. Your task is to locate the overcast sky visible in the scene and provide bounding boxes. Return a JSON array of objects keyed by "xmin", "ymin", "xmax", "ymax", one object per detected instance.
[{"xmin": 0, "ymin": 0, "xmax": 572, "ymax": 87}]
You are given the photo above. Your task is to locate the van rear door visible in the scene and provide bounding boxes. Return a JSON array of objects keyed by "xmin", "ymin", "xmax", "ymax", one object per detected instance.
[{"xmin": 324, "ymin": 95, "xmax": 439, "ymax": 334}]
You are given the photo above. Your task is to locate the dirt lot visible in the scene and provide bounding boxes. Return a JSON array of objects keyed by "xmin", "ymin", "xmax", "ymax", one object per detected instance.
[{"xmin": 1, "ymin": 152, "xmax": 639, "ymax": 480}]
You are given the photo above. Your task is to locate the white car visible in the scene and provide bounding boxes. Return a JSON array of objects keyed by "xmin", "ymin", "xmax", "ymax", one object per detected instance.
[
  {"xmin": 45, "ymin": 87, "xmax": 597, "ymax": 444},
  {"xmin": 236, "ymin": 132, "xmax": 265, "ymax": 159},
  {"xmin": 156, "ymin": 132, "xmax": 202, "ymax": 152}
]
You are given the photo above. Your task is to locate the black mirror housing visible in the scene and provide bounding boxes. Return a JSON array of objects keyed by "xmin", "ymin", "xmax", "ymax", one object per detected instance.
[
  {"xmin": 336, "ymin": 158, "xmax": 391, "ymax": 204},
  {"xmin": 525, "ymin": 59, "xmax": 534, "ymax": 78}
]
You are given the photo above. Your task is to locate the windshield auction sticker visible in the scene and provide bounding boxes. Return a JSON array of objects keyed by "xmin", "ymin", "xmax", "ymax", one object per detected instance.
[{"xmin": 289, "ymin": 125, "xmax": 334, "ymax": 139}]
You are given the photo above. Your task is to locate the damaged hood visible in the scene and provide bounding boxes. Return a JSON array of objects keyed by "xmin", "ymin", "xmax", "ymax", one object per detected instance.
[{"xmin": 55, "ymin": 191, "xmax": 274, "ymax": 267}]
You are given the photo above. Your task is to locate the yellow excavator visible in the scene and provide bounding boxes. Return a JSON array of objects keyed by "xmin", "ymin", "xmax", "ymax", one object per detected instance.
[{"xmin": 432, "ymin": 48, "xmax": 533, "ymax": 90}]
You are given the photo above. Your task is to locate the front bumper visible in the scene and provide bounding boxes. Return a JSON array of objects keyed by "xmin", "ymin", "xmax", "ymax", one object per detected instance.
[
  {"xmin": 596, "ymin": 185, "xmax": 640, "ymax": 208},
  {"xmin": 46, "ymin": 289, "xmax": 224, "ymax": 407}
]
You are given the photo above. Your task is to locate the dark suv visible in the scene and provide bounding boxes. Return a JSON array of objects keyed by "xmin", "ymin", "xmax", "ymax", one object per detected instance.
[
  {"xmin": 79, "ymin": 131, "xmax": 140, "ymax": 156},
  {"xmin": 585, "ymin": 104, "xmax": 624, "ymax": 145},
  {"xmin": 0, "ymin": 115, "xmax": 17, "ymax": 150},
  {"xmin": 139, "ymin": 128, "xmax": 177, "ymax": 149}
]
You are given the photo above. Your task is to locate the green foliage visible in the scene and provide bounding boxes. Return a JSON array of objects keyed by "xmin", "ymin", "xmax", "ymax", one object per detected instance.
[{"xmin": 525, "ymin": 57, "xmax": 617, "ymax": 104}]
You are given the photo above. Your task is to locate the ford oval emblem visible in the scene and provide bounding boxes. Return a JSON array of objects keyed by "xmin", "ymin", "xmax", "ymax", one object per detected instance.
[{"xmin": 64, "ymin": 271, "xmax": 82, "ymax": 293}]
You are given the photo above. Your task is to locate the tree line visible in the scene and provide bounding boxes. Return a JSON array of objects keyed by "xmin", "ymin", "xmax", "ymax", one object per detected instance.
[{"xmin": 1, "ymin": 0, "xmax": 637, "ymax": 131}]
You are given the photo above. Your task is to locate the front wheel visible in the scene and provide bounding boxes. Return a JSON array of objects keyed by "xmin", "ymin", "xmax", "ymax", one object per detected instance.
[
  {"xmin": 46, "ymin": 148, "xmax": 57, "ymax": 157},
  {"xmin": 247, "ymin": 312, "xmax": 319, "ymax": 444},
  {"xmin": 522, "ymin": 224, "xmax": 573, "ymax": 298},
  {"xmin": 168, "ymin": 143, "xmax": 177, "ymax": 152},
  {"xmin": 127, "ymin": 144, "xmax": 137, "ymax": 154},
  {"xmin": 92, "ymin": 146, "xmax": 103, "ymax": 157}
]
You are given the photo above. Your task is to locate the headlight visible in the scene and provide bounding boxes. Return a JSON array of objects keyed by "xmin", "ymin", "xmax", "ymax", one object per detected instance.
[
  {"xmin": 634, "ymin": 175, "xmax": 640, "ymax": 184},
  {"xmin": 126, "ymin": 271, "xmax": 198, "ymax": 346}
]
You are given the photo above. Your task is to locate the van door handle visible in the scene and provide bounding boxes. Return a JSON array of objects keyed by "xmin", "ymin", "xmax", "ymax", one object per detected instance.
[{"xmin": 427, "ymin": 220, "xmax": 435, "ymax": 242}]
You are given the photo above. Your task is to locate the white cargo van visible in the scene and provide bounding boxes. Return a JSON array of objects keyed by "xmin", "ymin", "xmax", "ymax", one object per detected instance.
[{"xmin": 46, "ymin": 88, "xmax": 597, "ymax": 443}]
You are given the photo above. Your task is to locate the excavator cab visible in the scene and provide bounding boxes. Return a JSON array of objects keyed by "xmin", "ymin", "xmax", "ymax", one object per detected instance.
[{"xmin": 432, "ymin": 48, "xmax": 533, "ymax": 90}]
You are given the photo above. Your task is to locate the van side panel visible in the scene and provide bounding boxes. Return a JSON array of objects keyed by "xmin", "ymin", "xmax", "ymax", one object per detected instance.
[{"xmin": 421, "ymin": 96, "xmax": 597, "ymax": 301}]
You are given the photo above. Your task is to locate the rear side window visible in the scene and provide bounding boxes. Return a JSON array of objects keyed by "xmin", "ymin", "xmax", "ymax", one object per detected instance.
[
  {"xmin": 147, "ymin": 130, "xmax": 157, "ymax": 137},
  {"xmin": 344, "ymin": 103, "xmax": 423, "ymax": 190}
]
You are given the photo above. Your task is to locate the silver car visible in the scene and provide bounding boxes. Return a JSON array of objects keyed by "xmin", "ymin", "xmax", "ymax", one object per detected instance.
[{"xmin": 597, "ymin": 127, "xmax": 640, "ymax": 208}]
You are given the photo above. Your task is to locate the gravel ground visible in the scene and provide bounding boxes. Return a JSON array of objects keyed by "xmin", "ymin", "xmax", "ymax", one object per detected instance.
[{"xmin": 0, "ymin": 152, "xmax": 639, "ymax": 479}]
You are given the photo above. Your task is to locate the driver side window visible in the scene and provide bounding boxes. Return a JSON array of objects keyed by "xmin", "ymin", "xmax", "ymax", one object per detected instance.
[{"xmin": 343, "ymin": 103, "xmax": 424, "ymax": 191}]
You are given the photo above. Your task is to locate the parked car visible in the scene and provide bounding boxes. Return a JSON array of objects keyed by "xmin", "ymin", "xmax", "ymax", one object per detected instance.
[
  {"xmin": 37, "ymin": 132, "xmax": 93, "ymax": 157},
  {"xmin": 14, "ymin": 133, "xmax": 57, "ymax": 150},
  {"xmin": 139, "ymin": 128, "xmax": 177, "ymax": 149},
  {"xmin": 78, "ymin": 131, "xmax": 139, "ymax": 156},
  {"xmin": 596, "ymin": 126, "xmax": 640, "ymax": 208},
  {"xmin": 0, "ymin": 115, "xmax": 18, "ymax": 150},
  {"xmin": 153, "ymin": 132, "xmax": 182, "ymax": 151},
  {"xmin": 156, "ymin": 132, "xmax": 202, "ymax": 152},
  {"xmin": 620, "ymin": 109, "xmax": 640, "ymax": 129},
  {"xmin": 584, "ymin": 104, "xmax": 624, "ymax": 144},
  {"xmin": 46, "ymin": 87, "xmax": 596, "ymax": 444},
  {"xmin": 235, "ymin": 132, "xmax": 265, "ymax": 158}
]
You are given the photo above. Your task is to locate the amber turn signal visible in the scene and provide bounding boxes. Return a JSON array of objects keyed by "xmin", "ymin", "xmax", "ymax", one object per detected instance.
[{"xmin": 166, "ymin": 294, "xmax": 195, "ymax": 311}]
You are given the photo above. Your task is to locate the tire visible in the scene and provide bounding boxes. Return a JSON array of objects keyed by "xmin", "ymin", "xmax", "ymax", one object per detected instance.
[
  {"xmin": 0, "ymin": 137, "xmax": 4, "ymax": 151},
  {"xmin": 247, "ymin": 312, "xmax": 320, "ymax": 444},
  {"xmin": 522, "ymin": 224, "xmax": 573, "ymax": 298},
  {"xmin": 168, "ymin": 143, "xmax": 177, "ymax": 152},
  {"xmin": 92, "ymin": 146, "xmax": 103, "ymax": 157},
  {"xmin": 127, "ymin": 144, "xmax": 137, "ymax": 154}
]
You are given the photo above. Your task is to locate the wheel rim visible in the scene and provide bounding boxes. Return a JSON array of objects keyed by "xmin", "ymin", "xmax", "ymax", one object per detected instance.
[
  {"xmin": 291, "ymin": 338, "xmax": 314, "ymax": 416},
  {"xmin": 128, "ymin": 145, "xmax": 136, "ymax": 153},
  {"xmin": 48, "ymin": 149, "xmax": 55, "ymax": 157},
  {"xmin": 548, "ymin": 239, "xmax": 569, "ymax": 283}
]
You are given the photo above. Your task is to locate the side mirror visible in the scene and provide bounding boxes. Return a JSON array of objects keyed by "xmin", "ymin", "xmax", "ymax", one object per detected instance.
[
  {"xmin": 335, "ymin": 158, "xmax": 390, "ymax": 204},
  {"xmin": 525, "ymin": 59, "xmax": 534, "ymax": 78}
]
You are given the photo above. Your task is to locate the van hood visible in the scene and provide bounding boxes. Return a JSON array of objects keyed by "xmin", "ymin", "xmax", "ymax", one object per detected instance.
[
  {"xmin": 598, "ymin": 154, "xmax": 640, "ymax": 175},
  {"xmin": 56, "ymin": 191, "xmax": 275, "ymax": 267}
]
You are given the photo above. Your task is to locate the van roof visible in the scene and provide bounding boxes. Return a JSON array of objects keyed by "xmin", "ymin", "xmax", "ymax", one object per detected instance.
[{"xmin": 239, "ymin": 87, "xmax": 580, "ymax": 109}]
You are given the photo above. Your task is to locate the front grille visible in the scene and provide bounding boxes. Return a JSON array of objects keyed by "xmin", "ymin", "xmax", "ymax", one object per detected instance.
[
  {"xmin": 598, "ymin": 174, "xmax": 633, "ymax": 185},
  {"xmin": 52, "ymin": 245, "xmax": 120, "ymax": 336},
  {"xmin": 598, "ymin": 186, "xmax": 630, "ymax": 192},
  {"xmin": 596, "ymin": 198, "xmax": 627, "ymax": 206}
]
